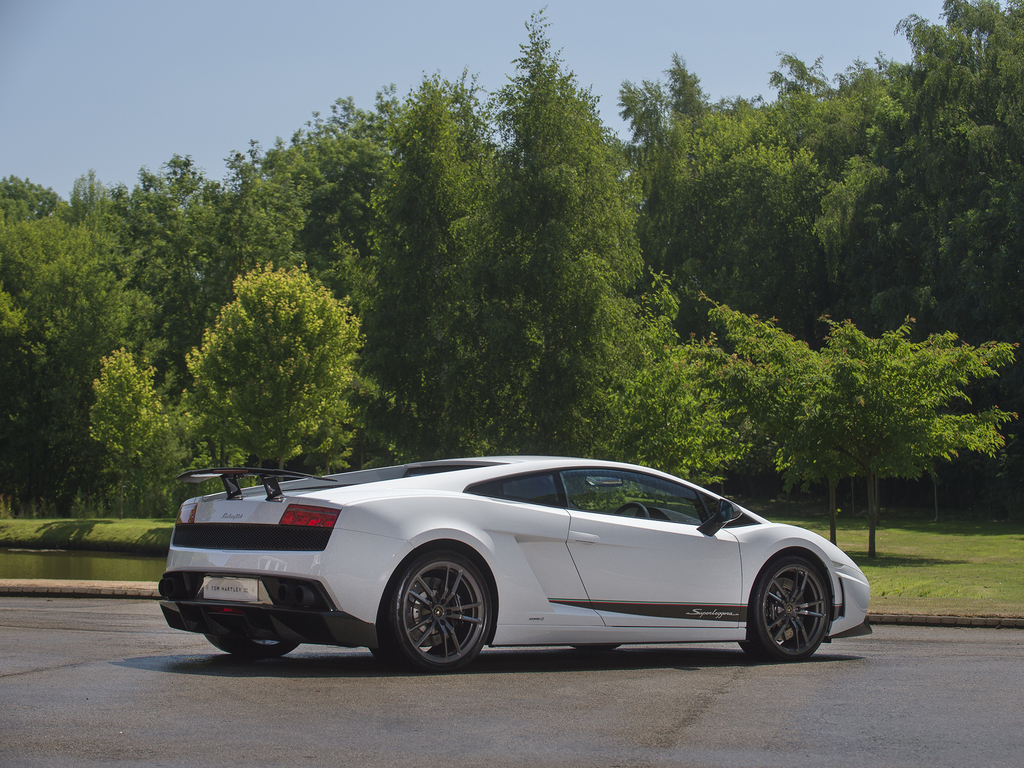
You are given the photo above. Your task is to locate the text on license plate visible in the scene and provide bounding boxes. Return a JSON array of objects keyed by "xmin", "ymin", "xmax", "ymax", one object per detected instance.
[{"xmin": 202, "ymin": 576, "xmax": 259, "ymax": 602}]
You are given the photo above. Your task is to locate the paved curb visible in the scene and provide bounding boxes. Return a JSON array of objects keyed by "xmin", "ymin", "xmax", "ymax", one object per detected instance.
[
  {"xmin": 2, "ymin": 580, "xmax": 1024, "ymax": 628},
  {"xmin": 868, "ymin": 613, "xmax": 1024, "ymax": 629},
  {"xmin": 0, "ymin": 580, "xmax": 159, "ymax": 599}
]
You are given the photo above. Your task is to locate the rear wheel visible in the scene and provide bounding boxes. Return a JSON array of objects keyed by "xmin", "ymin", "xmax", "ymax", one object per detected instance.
[
  {"xmin": 204, "ymin": 634, "xmax": 298, "ymax": 660},
  {"xmin": 742, "ymin": 555, "xmax": 829, "ymax": 662},
  {"xmin": 380, "ymin": 550, "xmax": 493, "ymax": 673}
]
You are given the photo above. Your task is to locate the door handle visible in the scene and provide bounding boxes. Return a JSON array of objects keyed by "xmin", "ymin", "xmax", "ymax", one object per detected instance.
[{"xmin": 569, "ymin": 531, "xmax": 600, "ymax": 544}]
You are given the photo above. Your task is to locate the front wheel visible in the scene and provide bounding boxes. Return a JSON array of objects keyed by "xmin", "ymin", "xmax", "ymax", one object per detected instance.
[
  {"xmin": 742, "ymin": 556, "xmax": 829, "ymax": 662},
  {"xmin": 204, "ymin": 633, "xmax": 299, "ymax": 660},
  {"xmin": 380, "ymin": 550, "xmax": 493, "ymax": 673}
]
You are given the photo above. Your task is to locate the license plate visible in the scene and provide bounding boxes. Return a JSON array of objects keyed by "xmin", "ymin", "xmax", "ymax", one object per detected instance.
[{"xmin": 202, "ymin": 576, "xmax": 259, "ymax": 602}]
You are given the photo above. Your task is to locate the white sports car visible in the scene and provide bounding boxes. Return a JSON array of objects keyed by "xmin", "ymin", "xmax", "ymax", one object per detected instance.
[{"xmin": 159, "ymin": 457, "xmax": 871, "ymax": 672}]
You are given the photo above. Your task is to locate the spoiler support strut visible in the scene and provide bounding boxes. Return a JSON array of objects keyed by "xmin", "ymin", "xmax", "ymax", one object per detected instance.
[{"xmin": 177, "ymin": 467, "xmax": 334, "ymax": 501}]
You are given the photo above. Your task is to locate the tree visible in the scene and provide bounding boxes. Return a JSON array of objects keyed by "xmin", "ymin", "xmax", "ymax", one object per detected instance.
[
  {"xmin": 0, "ymin": 217, "xmax": 153, "ymax": 512},
  {"xmin": 263, "ymin": 96, "xmax": 391, "ymax": 301},
  {"xmin": 609, "ymin": 340, "xmax": 751, "ymax": 485},
  {"xmin": 186, "ymin": 265, "xmax": 361, "ymax": 468},
  {"xmin": 111, "ymin": 156, "xmax": 223, "ymax": 383},
  {"xmin": 64, "ymin": 170, "xmax": 112, "ymax": 230},
  {"xmin": 703, "ymin": 304, "xmax": 859, "ymax": 543},
  {"xmin": 0, "ymin": 176, "xmax": 62, "ymax": 221},
  {"xmin": 212, "ymin": 143, "xmax": 307, "ymax": 290},
  {"xmin": 621, "ymin": 66, "xmax": 832, "ymax": 341},
  {"xmin": 814, "ymin": 319, "xmax": 1015, "ymax": 556},
  {"xmin": 91, "ymin": 349, "xmax": 170, "ymax": 518},
  {"xmin": 361, "ymin": 72, "xmax": 493, "ymax": 459},
  {"xmin": 483, "ymin": 11, "xmax": 644, "ymax": 454},
  {"xmin": 708, "ymin": 303, "xmax": 1016, "ymax": 556}
]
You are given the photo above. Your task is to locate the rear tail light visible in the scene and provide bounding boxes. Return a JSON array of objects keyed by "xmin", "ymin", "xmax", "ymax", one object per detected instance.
[
  {"xmin": 178, "ymin": 503, "xmax": 197, "ymax": 524},
  {"xmin": 279, "ymin": 504, "xmax": 340, "ymax": 529}
]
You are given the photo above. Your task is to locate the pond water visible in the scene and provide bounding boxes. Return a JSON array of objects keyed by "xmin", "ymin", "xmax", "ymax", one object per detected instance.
[{"xmin": 0, "ymin": 549, "xmax": 166, "ymax": 582}]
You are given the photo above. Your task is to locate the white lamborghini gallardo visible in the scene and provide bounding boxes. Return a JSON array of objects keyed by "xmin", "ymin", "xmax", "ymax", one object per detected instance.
[{"xmin": 159, "ymin": 457, "xmax": 871, "ymax": 672}]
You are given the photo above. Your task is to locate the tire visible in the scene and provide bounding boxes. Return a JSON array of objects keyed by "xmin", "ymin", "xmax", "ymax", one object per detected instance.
[
  {"xmin": 380, "ymin": 550, "xmax": 493, "ymax": 673},
  {"xmin": 204, "ymin": 633, "xmax": 299, "ymax": 660},
  {"xmin": 742, "ymin": 555, "xmax": 829, "ymax": 662}
]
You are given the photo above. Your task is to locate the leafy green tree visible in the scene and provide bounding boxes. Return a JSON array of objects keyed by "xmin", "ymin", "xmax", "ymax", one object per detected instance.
[
  {"xmin": 0, "ymin": 217, "xmax": 153, "ymax": 512},
  {"xmin": 609, "ymin": 340, "xmax": 751, "ymax": 485},
  {"xmin": 213, "ymin": 143, "xmax": 306, "ymax": 287},
  {"xmin": 263, "ymin": 96, "xmax": 391, "ymax": 300},
  {"xmin": 483, "ymin": 11, "xmax": 644, "ymax": 453},
  {"xmin": 361, "ymin": 72, "xmax": 493, "ymax": 459},
  {"xmin": 619, "ymin": 54, "xmax": 708, "ymax": 167},
  {"xmin": 704, "ymin": 304, "xmax": 859, "ymax": 542},
  {"xmin": 112, "ymin": 150, "xmax": 306, "ymax": 384},
  {"xmin": 708, "ymin": 303, "xmax": 1016, "ymax": 556},
  {"xmin": 186, "ymin": 265, "xmax": 361, "ymax": 468},
  {"xmin": 814, "ymin": 319, "xmax": 1015, "ymax": 556},
  {"xmin": 91, "ymin": 349, "xmax": 170, "ymax": 518},
  {"xmin": 63, "ymin": 170, "xmax": 113, "ymax": 231},
  {"xmin": 0, "ymin": 176, "xmax": 62, "ymax": 221},
  {"xmin": 807, "ymin": 1, "xmax": 1024, "ymax": 507},
  {"xmin": 621, "ymin": 65, "xmax": 833, "ymax": 341},
  {"xmin": 111, "ymin": 156, "xmax": 223, "ymax": 382}
]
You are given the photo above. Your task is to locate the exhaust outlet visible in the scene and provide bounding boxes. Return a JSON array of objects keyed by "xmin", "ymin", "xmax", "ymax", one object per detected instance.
[
  {"xmin": 276, "ymin": 582, "xmax": 316, "ymax": 608},
  {"xmin": 158, "ymin": 577, "xmax": 178, "ymax": 598},
  {"xmin": 277, "ymin": 583, "xmax": 292, "ymax": 604}
]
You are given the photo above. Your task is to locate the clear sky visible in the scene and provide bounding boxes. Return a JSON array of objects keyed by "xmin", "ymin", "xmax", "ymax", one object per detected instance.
[{"xmin": 1, "ymin": 0, "xmax": 949, "ymax": 198}]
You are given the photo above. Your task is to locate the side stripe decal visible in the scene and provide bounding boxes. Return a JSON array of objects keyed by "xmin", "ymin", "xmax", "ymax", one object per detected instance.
[{"xmin": 551, "ymin": 599, "xmax": 746, "ymax": 622}]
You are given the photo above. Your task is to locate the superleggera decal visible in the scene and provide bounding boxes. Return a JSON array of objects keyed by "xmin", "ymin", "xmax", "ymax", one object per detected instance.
[{"xmin": 551, "ymin": 599, "xmax": 747, "ymax": 622}]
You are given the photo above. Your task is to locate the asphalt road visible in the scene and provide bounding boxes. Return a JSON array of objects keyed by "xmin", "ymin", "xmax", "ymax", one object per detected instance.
[{"xmin": 1, "ymin": 597, "xmax": 1021, "ymax": 768}]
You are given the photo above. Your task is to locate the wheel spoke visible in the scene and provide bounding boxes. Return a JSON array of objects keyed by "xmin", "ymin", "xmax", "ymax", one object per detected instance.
[
  {"xmin": 437, "ymin": 619, "xmax": 463, "ymax": 657},
  {"xmin": 409, "ymin": 613, "xmax": 435, "ymax": 637},
  {"xmin": 766, "ymin": 613, "xmax": 788, "ymax": 635},
  {"xmin": 439, "ymin": 568, "xmax": 464, "ymax": 606},
  {"xmin": 449, "ymin": 603, "xmax": 483, "ymax": 623},
  {"xmin": 412, "ymin": 575, "xmax": 437, "ymax": 602}
]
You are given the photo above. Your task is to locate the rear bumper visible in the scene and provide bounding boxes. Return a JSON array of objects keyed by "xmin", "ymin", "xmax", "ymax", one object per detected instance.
[
  {"xmin": 160, "ymin": 600, "xmax": 377, "ymax": 648},
  {"xmin": 158, "ymin": 569, "xmax": 377, "ymax": 649}
]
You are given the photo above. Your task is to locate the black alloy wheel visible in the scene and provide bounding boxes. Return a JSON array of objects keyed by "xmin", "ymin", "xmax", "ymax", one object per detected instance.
[
  {"xmin": 382, "ymin": 550, "xmax": 493, "ymax": 673},
  {"xmin": 742, "ymin": 555, "xmax": 829, "ymax": 662}
]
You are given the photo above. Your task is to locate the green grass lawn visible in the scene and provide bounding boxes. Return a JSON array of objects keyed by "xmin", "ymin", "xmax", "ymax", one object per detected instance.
[
  {"xmin": 0, "ymin": 518, "xmax": 173, "ymax": 556},
  {"xmin": 756, "ymin": 503, "xmax": 1024, "ymax": 617}
]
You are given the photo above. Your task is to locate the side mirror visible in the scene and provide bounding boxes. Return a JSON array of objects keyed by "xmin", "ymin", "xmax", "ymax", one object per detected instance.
[{"xmin": 697, "ymin": 498, "xmax": 743, "ymax": 536}]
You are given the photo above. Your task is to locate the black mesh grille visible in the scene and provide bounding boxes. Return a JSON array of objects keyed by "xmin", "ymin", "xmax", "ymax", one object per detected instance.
[{"xmin": 172, "ymin": 523, "xmax": 332, "ymax": 552}]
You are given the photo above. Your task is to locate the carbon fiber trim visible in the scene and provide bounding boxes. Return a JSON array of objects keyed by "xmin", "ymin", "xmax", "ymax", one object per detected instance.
[{"xmin": 171, "ymin": 523, "xmax": 332, "ymax": 551}]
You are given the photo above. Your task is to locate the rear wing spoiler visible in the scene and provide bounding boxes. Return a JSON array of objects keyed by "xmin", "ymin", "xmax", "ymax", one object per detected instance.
[
  {"xmin": 177, "ymin": 467, "xmax": 338, "ymax": 501},
  {"xmin": 178, "ymin": 458, "xmax": 508, "ymax": 501}
]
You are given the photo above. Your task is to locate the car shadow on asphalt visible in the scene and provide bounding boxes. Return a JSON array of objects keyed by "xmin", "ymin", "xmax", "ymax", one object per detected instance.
[{"xmin": 113, "ymin": 644, "xmax": 864, "ymax": 679}]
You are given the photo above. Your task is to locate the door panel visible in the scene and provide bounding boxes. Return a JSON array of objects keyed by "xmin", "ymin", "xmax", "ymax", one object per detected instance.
[
  {"xmin": 558, "ymin": 468, "xmax": 744, "ymax": 628},
  {"xmin": 565, "ymin": 511, "xmax": 743, "ymax": 627}
]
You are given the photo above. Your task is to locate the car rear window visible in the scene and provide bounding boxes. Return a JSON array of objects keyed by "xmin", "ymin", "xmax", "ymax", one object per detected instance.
[{"xmin": 467, "ymin": 472, "xmax": 562, "ymax": 507}]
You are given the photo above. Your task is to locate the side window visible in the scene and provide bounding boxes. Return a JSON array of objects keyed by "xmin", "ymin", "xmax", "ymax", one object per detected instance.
[
  {"xmin": 467, "ymin": 472, "xmax": 562, "ymax": 507},
  {"xmin": 561, "ymin": 469, "xmax": 705, "ymax": 525}
]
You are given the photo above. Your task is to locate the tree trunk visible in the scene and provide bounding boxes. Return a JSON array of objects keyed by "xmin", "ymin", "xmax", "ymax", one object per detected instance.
[
  {"xmin": 866, "ymin": 472, "xmax": 879, "ymax": 558},
  {"xmin": 118, "ymin": 467, "xmax": 125, "ymax": 520},
  {"xmin": 828, "ymin": 478, "xmax": 837, "ymax": 545}
]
